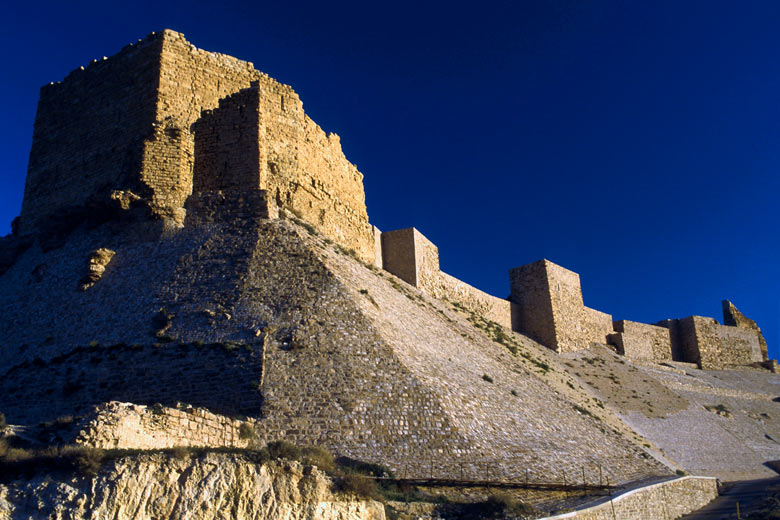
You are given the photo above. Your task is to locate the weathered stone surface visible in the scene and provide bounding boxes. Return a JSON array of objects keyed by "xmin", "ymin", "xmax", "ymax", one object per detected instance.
[
  {"xmin": 78, "ymin": 247, "xmax": 115, "ymax": 291},
  {"xmin": 76, "ymin": 402, "xmax": 257, "ymax": 450},
  {"xmin": 0, "ymin": 454, "xmax": 385, "ymax": 520},
  {"xmin": 0, "ymin": 218, "xmax": 668, "ymax": 483},
  {"xmin": 723, "ymin": 299, "xmax": 769, "ymax": 361},
  {"xmin": 609, "ymin": 320, "xmax": 672, "ymax": 362},
  {"xmin": 18, "ymin": 30, "xmax": 375, "ymax": 263},
  {"xmin": 380, "ymin": 227, "xmax": 513, "ymax": 328},
  {"xmin": 539, "ymin": 476, "xmax": 718, "ymax": 520},
  {"xmin": 658, "ymin": 316, "xmax": 764, "ymax": 369},
  {"xmin": 509, "ymin": 260, "xmax": 613, "ymax": 352},
  {"xmin": 3, "ymin": 30, "xmax": 778, "ymax": 516}
]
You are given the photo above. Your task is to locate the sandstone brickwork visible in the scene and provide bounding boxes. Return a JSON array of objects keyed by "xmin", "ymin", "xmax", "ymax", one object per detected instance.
[
  {"xmin": 659, "ymin": 316, "xmax": 764, "ymax": 369},
  {"xmin": 17, "ymin": 29, "xmax": 374, "ymax": 263},
  {"xmin": 3, "ymin": 29, "xmax": 778, "ymax": 506},
  {"xmin": 379, "ymin": 227, "xmax": 512, "ymax": 328},
  {"xmin": 380, "ymin": 228, "xmax": 434, "ymax": 287},
  {"xmin": 609, "ymin": 320, "xmax": 673, "ymax": 362},
  {"xmin": 19, "ymin": 33, "xmax": 163, "ymax": 237},
  {"xmin": 540, "ymin": 476, "xmax": 718, "ymax": 520},
  {"xmin": 723, "ymin": 299, "xmax": 769, "ymax": 361},
  {"xmin": 0, "ymin": 218, "xmax": 667, "ymax": 483},
  {"xmin": 509, "ymin": 260, "xmax": 613, "ymax": 352},
  {"xmin": 76, "ymin": 401, "xmax": 257, "ymax": 450},
  {"xmin": 505, "ymin": 257, "xmax": 769, "ymax": 368}
]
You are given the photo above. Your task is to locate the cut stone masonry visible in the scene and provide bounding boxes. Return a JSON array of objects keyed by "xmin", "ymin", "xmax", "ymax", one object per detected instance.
[
  {"xmin": 377, "ymin": 231, "xmax": 766, "ymax": 369},
  {"xmin": 1, "ymin": 29, "xmax": 777, "ymax": 496},
  {"xmin": 17, "ymin": 29, "xmax": 375, "ymax": 263},
  {"xmin": 3, "ymin": 28, "xmax": 772, "ymax": 448}
]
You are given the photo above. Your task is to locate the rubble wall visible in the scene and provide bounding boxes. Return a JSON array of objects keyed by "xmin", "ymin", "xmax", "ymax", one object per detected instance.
[{"xmin": 76, "ymin": 402, "xmax": 257, "ymax": 450}]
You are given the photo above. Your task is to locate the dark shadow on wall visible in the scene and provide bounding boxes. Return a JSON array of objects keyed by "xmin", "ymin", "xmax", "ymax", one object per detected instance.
[{"xmin": 0, "ymin": 342, "xmax": 264, "ymax": 425}]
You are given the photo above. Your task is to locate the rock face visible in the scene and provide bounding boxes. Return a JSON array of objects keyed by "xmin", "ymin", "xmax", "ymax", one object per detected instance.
[
  {"xmin": 0, "ymin": 454, "xmax": 385, "ymax": 520},
  {"xmin": 78, "ymin": 248, "xmax": 115, "ymax": 291}
]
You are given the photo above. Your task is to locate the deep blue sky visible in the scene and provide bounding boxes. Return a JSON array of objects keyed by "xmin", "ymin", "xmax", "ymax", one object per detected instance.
[{"xmin": 1, "ymin": 1, "xmax": 777, "ymax": 358}]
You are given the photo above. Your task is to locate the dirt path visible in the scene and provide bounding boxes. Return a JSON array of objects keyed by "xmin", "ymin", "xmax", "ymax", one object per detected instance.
[{"xmin": 680, "ymin": 477, "xmax": 780, "ymax": 519}]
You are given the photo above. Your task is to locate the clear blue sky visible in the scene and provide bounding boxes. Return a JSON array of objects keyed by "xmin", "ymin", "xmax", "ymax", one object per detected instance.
[{"xmin": 0, "ymin": 1, "xmax": 777, "ymax": 358}]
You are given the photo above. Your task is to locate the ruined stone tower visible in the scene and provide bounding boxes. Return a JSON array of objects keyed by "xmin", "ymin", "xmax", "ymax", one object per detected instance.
[{"xmin": 19, "ymin": 29, "xmax": 375, "ymax": 263}]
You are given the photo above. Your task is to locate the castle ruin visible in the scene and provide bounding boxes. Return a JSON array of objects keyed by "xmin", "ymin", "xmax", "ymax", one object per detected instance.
[
  {"xmin": 6, "ymin": 29, "xmax": 769, "ymax": 372},
  {"xmin": 2, "ymin": 32, "xmax": 779, "ymax": 508}
]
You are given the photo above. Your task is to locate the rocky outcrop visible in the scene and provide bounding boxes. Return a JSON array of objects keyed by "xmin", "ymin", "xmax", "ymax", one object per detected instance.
[
  {"xmin": 79, "ymin": 248, "xmax": 116, "ymax": 291},
  {"xmin": 0, "ymin": 453, "xmax": 385, "ymax": 520}
]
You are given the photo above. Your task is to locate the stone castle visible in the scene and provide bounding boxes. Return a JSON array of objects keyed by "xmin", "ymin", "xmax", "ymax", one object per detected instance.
[
  {"xmin": 1, "ymin": 30, "xmax": 779, "ymax": 517},
  {"xmin": 6, "ymin": 29, "xmax": 768, "ymax": 372}
]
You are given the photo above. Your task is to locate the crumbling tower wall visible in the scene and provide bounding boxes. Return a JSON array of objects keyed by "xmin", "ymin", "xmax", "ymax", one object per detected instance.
[
  {"xmin": 722, "ymin": 299, "xmax": 768, "ymax": 361},
  {"xmin": 19, "ymin": 34, "xmax": 164, "ymax": 236},
  {"xmin": 18, "ymin": 29, "xmax": 375, "ymax": 263}
]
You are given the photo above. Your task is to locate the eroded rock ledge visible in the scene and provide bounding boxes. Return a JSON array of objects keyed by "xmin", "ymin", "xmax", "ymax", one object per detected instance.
[{"xmin": 0, "ymin": 453, "xmax": 385, "ymax": 520}]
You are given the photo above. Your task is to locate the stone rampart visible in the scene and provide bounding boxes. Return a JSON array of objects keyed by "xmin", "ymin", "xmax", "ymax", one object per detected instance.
[
  {"xmin": 0, "ymin": 342, "xmax": 264, "ymax": 425},
  {"xmin": 609, "ymin": 320, "xmax": 673, "ymax": 362},
  {"xmin": 76, "ymin": 401, "xmax": 256, "ymax": 450},
  {"xmin": 662, "ymin": 316, "xmax": 765, "ymax": 369},
  {"xmin": 510, "ymin": 260, "xmax": 613, "ymax": 353},
  {"xmin": 379, "ymin": 227, "xmax": 512, "ymax": 329},
  {"xmin": 539, "ymin": 476, "xmax": 718, "ymax": 520},
  {"xmin": 584, "ymin": 307, "xmax": 614, "ymax": 348},
  {"xmin": 431, "ymin": 272, "xmax": 513, "ymax": 329}
]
